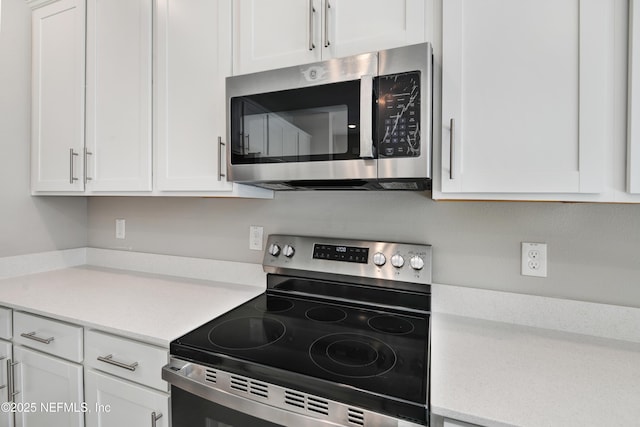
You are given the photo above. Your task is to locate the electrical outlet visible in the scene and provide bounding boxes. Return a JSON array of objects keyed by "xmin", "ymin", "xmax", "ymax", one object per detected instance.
[
  {"xmin": 249, "ymin": 226, "xmax": 263, "ymax": 250},
  {"xmin": 521, "ymin": 242, "xmax": 547, "ymax": 277},
  {"xmin": 115, "ymin": 219, "xmax": 126, "ymax": 239}
]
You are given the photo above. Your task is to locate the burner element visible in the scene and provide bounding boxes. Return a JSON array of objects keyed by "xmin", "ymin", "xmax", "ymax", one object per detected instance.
[
  {"xmin": 208, "ymin": 317, "xmax": 285, "ymax": 350},
  {"xmin": 305, "ymin": 306, "xmax": 348, "ymax": 323},
  {"xmin": 254, "ymin": 296, "xmax": 294, "ymax": 313},
  {"xmin": 310, "ymin": 333, "xmax": 396, "ymax": 378},
  {"xmin": 368, "ymin": 315, "xmax": 415, "ymax": 335},
  {"xmin": 327, "ymin": 340, "xmax": 378, "ymax": 367}
]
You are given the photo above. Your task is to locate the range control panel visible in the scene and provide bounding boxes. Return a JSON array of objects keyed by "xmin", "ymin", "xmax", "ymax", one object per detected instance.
[{"xmin": 263, "ymin": 235, "xmax": 432, "ymax": 286}]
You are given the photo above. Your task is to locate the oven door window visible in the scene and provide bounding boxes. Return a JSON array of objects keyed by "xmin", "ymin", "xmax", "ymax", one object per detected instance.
[
  {"xmin": 230, "ymin": 80, "xmax": 363, "ymax": 165},
  {"xmin": 171, "ymin": 386, "xmax": 284, "ymax": 427}
]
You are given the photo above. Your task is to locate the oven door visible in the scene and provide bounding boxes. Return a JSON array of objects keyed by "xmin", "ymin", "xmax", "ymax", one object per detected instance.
[
  {"xmin": 226, "ymin": 53, "xmax": 378, "ymax": 187},
  {"xmin": 171, "ymin": 386, "xmax": 284, "ymax": 427}
]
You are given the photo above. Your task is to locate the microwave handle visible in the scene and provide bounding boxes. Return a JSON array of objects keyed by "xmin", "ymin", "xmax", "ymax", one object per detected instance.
[{"xmin": 360, "ymin": 75, "xmax": 374, "ymax": 159}]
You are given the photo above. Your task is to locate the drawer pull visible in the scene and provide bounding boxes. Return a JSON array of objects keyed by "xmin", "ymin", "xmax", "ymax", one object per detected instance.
[
  {"xmin": 151, "ymin": 411, "xmax": 163, "ymax": 427},
  {"xmin": 97, "ymin": 354, "xmax": 138, "ymax": 371},
  {"xmin": 21, "ymin": 331, "xmax": 54, "ymax": 344}
]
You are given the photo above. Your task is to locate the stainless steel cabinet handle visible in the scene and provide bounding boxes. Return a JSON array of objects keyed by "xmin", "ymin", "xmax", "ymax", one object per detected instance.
[
  {"xmin": 84, "ymin": 147, "xmax": 93, "ymax": 183},
  {"xmin": 449, "ymin": 118, "xmax": 456, "ymax": 180},
  {"xmin": 69, "ymin": 148, "xmax": 79, "ymax": 184},
  {"xmin": 97, "ymin": 354, "xmax": 138, "ymax": 371},
  {"xmin": 7, "ymin": 359, "xmax": 19, "ymax": 402},
  {"xmin": 218, "ymin": 137, "xmax": 226, "ymax": 181},
  {"xmin": 324, "ymin": 0, "xmax": 331, "ymax": 48},
  {"xmin": 151, "ymin": 411, "xmax": 163, "ymax": 427},
  {"xmin": 359, "ymin": 75, "xmax": 374, "ymax": 159},
  {"xmin": 20, "ymin": 331, "xmax": 55, "ymax": 344},
  {"xmin": 308, "ymin": 0, "xmax": 315, "ymax": 50}
]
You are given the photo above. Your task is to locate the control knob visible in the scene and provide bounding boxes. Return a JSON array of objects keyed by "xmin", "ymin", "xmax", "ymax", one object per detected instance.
[
  {"xmin": 410, "ymin": 256, "xmax": 425, "ymax": 271},
  {"xmin": 390, "ymin": 254, "xmax": 405, "ymax": 268},
  {"xmin": 282, "ymin": 244, "xmax": 295, "ymax": 258},
  {"xmin": 372, "ymin": 252, "xmax": 386, "ymax": 267},
  {"xmin": 268, "ymin": 244, "xmax": 281, "ymax": 257}
]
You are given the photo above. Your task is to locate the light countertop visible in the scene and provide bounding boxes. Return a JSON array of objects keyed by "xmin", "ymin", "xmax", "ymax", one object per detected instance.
[
  {"xmin": 430, "ymin": 312, "xmax": 640, "ymax": 427},
  {"xmin": 0, "ymin": 266, "xmax": 264, "ymax": 347}
]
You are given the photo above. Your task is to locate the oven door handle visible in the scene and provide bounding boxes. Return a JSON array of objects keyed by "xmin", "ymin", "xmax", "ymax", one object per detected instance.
[{"xmin": 359, "ymin": 74, "xmax": 374, "ymax": 159}]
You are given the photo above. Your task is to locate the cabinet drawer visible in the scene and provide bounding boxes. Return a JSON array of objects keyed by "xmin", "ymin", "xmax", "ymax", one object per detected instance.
[
  {"xmin": 0, "ymin": 307, "xmax": 12, "ymax": 340},
  {"xmin": 85, "ymin": 330, "xmax": 168, "ymax": 392},
  {"xmin": 13, "ymin": 312, "xmax": 83, "ymax": 363}
]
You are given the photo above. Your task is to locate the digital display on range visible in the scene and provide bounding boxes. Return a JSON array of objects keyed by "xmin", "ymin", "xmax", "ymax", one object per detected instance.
[{"xmin": 313, "ymin": 244, "xmax": 369, "ymax": 264}]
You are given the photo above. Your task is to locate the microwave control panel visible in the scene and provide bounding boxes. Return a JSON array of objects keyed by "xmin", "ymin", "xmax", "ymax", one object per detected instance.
[{"xmin": 377, "ymin": 71, "xmax": 421, "ymax": 158}]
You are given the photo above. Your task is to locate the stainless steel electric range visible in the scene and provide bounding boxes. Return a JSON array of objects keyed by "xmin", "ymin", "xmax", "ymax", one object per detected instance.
[{"xmin": 163, "ymin": 235, "xmax": 432, "ymax": 427}]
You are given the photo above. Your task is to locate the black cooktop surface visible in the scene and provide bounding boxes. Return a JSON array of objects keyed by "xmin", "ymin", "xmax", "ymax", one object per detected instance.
[{"xmin": 171, "ymin": 289, "xmax": 429, "ymax": 411}]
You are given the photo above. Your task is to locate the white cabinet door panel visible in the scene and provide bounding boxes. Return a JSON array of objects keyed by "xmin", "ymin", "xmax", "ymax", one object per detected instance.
[
  {"xmin": 628, "ymin": 0, "xmax": 640, "ymax": 194},
  {"xmin": 0, "ymin": 341, "xmax": 13, "ymax": 427},
  {"xmin": 440, "ymin": 0, "xmax": 612, "ymax": 196},
  {"xmin": 233, "ymin": 0, "xmax": 322, "ymax": 75},
  {"xmin": 155, "ymin": 0, "xmax": 233, "ymax": 191},
  {"xmin": 323, "ymin": 0, "xmax": 426, "ymax": 59},
  {"xmin": 85, "ymin": 369, "xmax": 168, "ymax": 427},
  {"xmin": 14, "ymin": 346, "xmax": 84, "ymax": 427},
  {"xmin": 86, "ymin": 0, "xmax": 152, "ymax": 192},
  {"xmin": 30, "ymin": 0, "xmax": 85, "ymax": 192}
]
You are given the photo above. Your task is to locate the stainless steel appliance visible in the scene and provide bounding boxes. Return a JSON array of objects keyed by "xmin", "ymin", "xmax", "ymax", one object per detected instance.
[
  {"xmin": 225, "ymin": 43, "xmax": 433, "ymax": 190},
  {"xmin": 163, "ymin": 235, "xmax": 432, "ymax": 427}
]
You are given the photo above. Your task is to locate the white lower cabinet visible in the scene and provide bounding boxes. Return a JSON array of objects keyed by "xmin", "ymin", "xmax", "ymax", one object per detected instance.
[
  {"xmin": 85, "ymin": 369, "xmax": 168, "ymax": 427},
  {"xmin": 0, "ymin": 340, "xmax": 14, "ymax": 427},
  {"xmin": 0, "ymin": 308, "xmax": 170, "ymax": 427},
  {"xmin": 84, "ymin": 330, "xmax": 169, "ymax": 427},
  {"xmin": 13, "ymin": 346, "xmax": 84, "ymax": 427}
]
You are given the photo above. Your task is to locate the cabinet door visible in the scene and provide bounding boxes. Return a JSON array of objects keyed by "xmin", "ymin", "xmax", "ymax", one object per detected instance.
[
  {"xmin": 13, "ymin": 346, "xmax": 83, "ymax": 427},
  {"xmin": 85, "ymin": 369, "xmax": 168, "ymax": 427},
  {"xmin": 30, "ymin": 0, "xmax": 85, "ymax": 192},
  {"xmin": 233, "ymin": 0, "xmax": 322, "ymax": 75},
  {"xmin": 0, "ymin": 341, "xmax": 13, "ymax": 427},
  {"xmin": 440, "ymin": 0, "xmax": 612, "ymax": 196},
  {"xmin": 323, "ymin": 0, "xmax": 426, "ymax": 59},
  {"xmin": 628, "ymin": 0, "xmax": 640, "ymax": 194},
  {"xmin": 85, "ymin": 0, "xmax": 152, "ymax": 192},
  {"xmin": 155, "ymin": 0, "xmax": 234, "ymax": 191}
]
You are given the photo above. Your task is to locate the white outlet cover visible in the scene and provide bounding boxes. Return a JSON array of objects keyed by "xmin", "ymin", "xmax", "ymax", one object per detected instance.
[
  {"xmin": 521, "ymin": 242, "xmax": 547, "ymax": 277},
  {"xmin": 115, "ymin": 219, "xmax": 126, "ymax": 240},
  {"xmin": 250, "ymin": 226, "xmax": 264, "ymax": 250}
]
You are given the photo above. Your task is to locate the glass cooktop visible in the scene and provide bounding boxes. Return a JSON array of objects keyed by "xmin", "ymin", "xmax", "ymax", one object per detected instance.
[{"xmin": 171, "ymin": 286, "xmax": 429, "ymax": 420}]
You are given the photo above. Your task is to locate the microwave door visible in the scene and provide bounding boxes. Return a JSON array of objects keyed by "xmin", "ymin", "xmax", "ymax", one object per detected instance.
[{"xmin": 229, "ymin": 79, "xmax": 376, "ymax": 184}]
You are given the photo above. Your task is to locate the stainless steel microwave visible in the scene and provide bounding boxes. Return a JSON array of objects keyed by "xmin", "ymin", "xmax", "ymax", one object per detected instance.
[{"xmin": 226, "ymin": 43, "xmax": 432, "ymax": 191}]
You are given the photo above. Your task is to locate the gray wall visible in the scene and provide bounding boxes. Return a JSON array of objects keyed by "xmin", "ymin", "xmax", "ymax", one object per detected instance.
[
  {"xmin": 0, "ymin": 0, "xmax": 87, "ymax": 257},
  {"xmin": 88, "ymin": 194, "xmax": 640, "ymax": 308}
]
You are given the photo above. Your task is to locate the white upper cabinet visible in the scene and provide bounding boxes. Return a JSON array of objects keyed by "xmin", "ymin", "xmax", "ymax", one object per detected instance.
[
  {"xmin": 154, "ymin": 0, "xmax": 233, "ymax": 192},
  {"xmin": 321, "ymin": 0, "xmax": 426, "ymax": 60},
  {"xmin": 30, "ymin": 0, "xmax": 86, "ymax": 193},
  {"xmin": 233, "ymin": 0, "xmax": 427, "ymax": 75},
  {"xmin": 628, "ymin": 0, "xmax": 640, "ymax": 194},
  {"xmin": 233, "ymin": 0, "xmax": 321, "ymax": 75},
  {"xmin": 85, "ymin": 0, "xmax": 153, "ymax": 192},
  {"xmin": 437, "ymin": 0, "xmax": 614, "ymax": 199}
]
